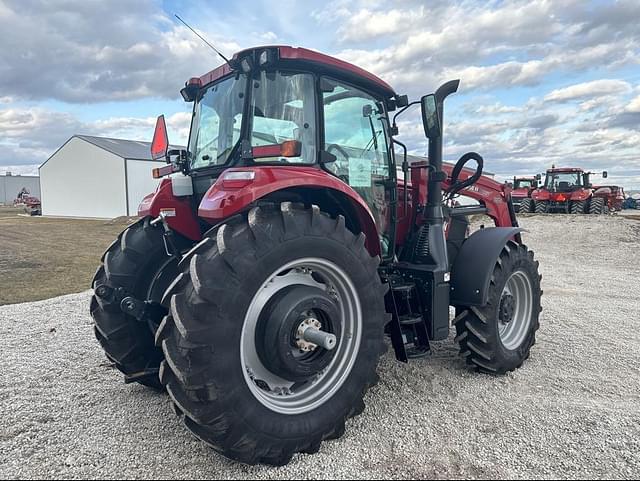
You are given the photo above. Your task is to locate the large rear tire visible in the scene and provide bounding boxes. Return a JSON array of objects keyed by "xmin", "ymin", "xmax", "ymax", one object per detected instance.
[
  {"xmin": 454, "ymin": 241, "xmax": 541, "ymax": 374},
  {"xmin": 520, "ymin": 198, "xmax": 533, "ymax": 213},
  {"xmin": 156, "ymin": 203, "xmax": 388, "ymax": 465},
  {"xmin": 589, "ymin": 197, "xmax": 605, "ymax": 214},
  {"xmin": 534, "ymin": 201, "xmax": 548, "ymax": 214},
  {"xmin": 91, "ymin": 218, "xmax": 191, "ymax": 389},
  {"xmin": 570, "ymin": 200, "xmax": 586, "ymax": 214}
]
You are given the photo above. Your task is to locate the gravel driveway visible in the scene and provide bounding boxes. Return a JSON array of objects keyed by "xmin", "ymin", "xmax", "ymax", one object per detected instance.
[{"xmin": 1, "ymin": 215, "xmax": 639, "ymax": 479}]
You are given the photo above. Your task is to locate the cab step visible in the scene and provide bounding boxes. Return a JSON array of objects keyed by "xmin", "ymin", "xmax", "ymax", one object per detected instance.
[
  {"xmin": 124, "ymin": 368, "xmax": 160, "ymax": 384},
  {"xmin": 399, "ymin": 315, "xmax": 423, "ymax": 325}
]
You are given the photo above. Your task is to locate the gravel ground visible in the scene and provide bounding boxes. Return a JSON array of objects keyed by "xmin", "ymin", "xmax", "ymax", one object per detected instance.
[{"xmin": 1, "ymin": 215, "xmax": 639, "ymax": 479}]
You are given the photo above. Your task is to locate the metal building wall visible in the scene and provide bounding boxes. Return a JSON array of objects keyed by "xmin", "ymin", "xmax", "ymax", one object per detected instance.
[
  {"xmin": 0, "ymin": 175, "xmax": 41, "ymax": 204},
  {"xmin": 125, "ymin": 159, "xmax": 164, "ymax": 215}
]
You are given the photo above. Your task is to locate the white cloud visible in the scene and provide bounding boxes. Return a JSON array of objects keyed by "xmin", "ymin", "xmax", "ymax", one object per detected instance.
[
  {"xmin": 0, "ymin": 106, "xmax": 192, "ymax": 167},
  {"xmin": 545, "ymin": 79, "xmax": 632, "ymax": 102},
  {"xmin": 625, "ymin": 95, "xmax": 640, "ymax": 113},
  {"xmin": 0, "ymin": 0, "xmax": 243, "ymax": 103},
  {"xmin": 259, "ymin": 31, "xmax": 279, "ymax": 42}
]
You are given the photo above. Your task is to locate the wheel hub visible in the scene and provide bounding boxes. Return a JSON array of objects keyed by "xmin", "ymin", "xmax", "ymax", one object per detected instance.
[
  {"xmin": 256, "ymin": 285, "xmax": 341, "ymax": 382},
  {"xmin": 499, "ymin": 294, "xmax": 516, "ymax": 324},
  {"xmin": 296, "ymin": 316, "xmax": 322, "ymax": 352}
]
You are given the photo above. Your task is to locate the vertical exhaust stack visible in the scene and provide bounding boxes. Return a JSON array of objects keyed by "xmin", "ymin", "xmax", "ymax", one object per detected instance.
[
  {"xmin": 427, "ymin": 79, "xmax": 460, "ymax": 218},
  {"xmin": 419, "ymin": 79, "xmax": 460, "ymax": 270}
]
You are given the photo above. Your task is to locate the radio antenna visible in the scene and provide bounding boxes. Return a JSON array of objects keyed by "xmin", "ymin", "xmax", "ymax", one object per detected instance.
[{"xmin": 174, "ymin": 14, "xmax": 232, "ymax": 66}]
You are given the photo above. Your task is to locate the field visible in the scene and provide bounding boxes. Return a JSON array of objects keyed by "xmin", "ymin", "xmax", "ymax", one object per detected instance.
[
  {"xmin": 0, "ymin": 213, "xmax": 639, "ymax": 479},
  {"xmin": 0, "ymin": 206, "xmax": 132, "ymax": 305}
]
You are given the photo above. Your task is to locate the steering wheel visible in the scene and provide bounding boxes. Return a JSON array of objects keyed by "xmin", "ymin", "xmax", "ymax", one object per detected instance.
[
  {"xmin": 325, "ymin": 144, "xmax": 351, "ymax": 182},
  {"xmin": 326, "ymin": 143, "xmax": 349, "ymax": 162},
  {"xmin": 446, "ymin": 152, "xmax": 484, "ymax": 198}
]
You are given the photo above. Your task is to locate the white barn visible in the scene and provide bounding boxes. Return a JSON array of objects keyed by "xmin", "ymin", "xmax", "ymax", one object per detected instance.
[{"xmin": 39, "ymin": 135, "xmax": 180, "ymax": 218}]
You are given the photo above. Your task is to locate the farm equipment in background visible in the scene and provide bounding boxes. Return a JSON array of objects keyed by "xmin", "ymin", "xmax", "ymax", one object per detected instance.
[
  {"xmin": 531, "ymin": 166, "xmax": 609, "ymax": 214},
  {"xmin": 511, "ymin": 176, "xmax": 539, "ymax": 213},
  {"xmin": 592, "ymin": 185, "xmax": 625, "ymax": 212},
  {"xmin": 90, "ymin": 45, "xmax": 542, "ymax": 465},
  {"xmin": 13, "ymin": 188, "xmax": 41, "ymax": 216},
  {"xmin": 623, "ymin": 193, "xmax": 640, "ymax": 210}
]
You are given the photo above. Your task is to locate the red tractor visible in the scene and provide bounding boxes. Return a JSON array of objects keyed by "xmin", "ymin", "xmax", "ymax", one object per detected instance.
[
  {"xmin": 592, "ymin": 185, "xmax": 625, "ymax": 212},
  {"xmin": 531, "ymin": 166, "xmax": 609, "ymax": 214},
  {"xmin": 13, "ymin": 188, "xmax": 41, "ymax": 215},
  {"xmin": 90, "ymin": 46, "xmax": 542, "ymax": 465},
  {"xmin": 510, "ymin": 176, "xmax": 539, "ymax": 213}
]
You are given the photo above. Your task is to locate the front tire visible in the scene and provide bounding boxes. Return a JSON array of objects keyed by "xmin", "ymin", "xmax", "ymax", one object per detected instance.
[
  {"xmin": 91, "ymin": 218, "xmax": 191, "ymax": 389},
  {"xmin": 520, "ymin": 198, "xmax": 533, "ymax": 213},
  {"xmin": 454, "ymin": 241, "xmax": 541, "ymax": 374},
  {"xmin": 156, "ymin": 203, "xmax": 388, "ymax": 465}
]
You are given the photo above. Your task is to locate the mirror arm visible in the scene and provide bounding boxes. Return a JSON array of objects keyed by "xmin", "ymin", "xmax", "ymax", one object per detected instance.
[{"xmin": 391, "ymin": 100, "xmax": 421, "ymax": 135}]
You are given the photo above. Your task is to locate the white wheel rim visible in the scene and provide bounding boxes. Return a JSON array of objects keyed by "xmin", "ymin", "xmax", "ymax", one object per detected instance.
[
  {"xmin": 240, "ymin": 257, "xmax": 362, "ymax": 415},
  {"xmin": 498, "ymin": 270, "xmax": 534, "ymax": 350}
]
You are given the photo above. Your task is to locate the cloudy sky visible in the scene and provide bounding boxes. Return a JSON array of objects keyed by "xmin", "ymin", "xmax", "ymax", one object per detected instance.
[{"xmin": 1, "ymin": 0, "xmax": 639, "ymax": 188}]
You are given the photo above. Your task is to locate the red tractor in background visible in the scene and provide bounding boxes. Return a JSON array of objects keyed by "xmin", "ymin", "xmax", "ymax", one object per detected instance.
[
  {"xmin": 510, "ymin": 176, "xmax": 539, "ymax": 213},
  {"xmin": 89, "ymin": 46, "xmax": 542, "ymax": 465},
  {"xmin": 592, "ymin": 185, "xmax": 625, "ymax": 212},
  {"xmin": 13, "ymin": 188, "xmax": 41, "ymax": 216},
  {"xmin": 531, "ymin": 166, "xmax": 609, "ymax": 214}
]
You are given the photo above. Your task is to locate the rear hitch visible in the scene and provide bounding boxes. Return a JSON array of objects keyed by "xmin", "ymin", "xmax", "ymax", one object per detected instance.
[
  {"xmin": 120, "ymin": 296, "xmax": 167, "ymax": 325},
  {"xmin": 94, "ymin": 284, "xmax": 127, "ymax": 304}
]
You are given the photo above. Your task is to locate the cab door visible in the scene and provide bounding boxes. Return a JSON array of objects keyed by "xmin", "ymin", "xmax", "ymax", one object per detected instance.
[{"xmin": 320, "ymin": 77, "xmax": 395, "ymax": 256}]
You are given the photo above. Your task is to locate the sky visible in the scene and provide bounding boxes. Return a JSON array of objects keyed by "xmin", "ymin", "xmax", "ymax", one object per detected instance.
[{"xmin": 1, "ymin": 0, "xmax": 639, "ymax": 188}]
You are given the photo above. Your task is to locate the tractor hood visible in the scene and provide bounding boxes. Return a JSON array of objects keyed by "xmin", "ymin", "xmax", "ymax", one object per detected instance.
[{"xmin": 511, "ymin": 188, "xmax": 530, "ymax": 198}]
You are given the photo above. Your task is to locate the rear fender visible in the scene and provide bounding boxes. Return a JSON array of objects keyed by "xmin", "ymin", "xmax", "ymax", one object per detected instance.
[
  {"xmin": 138, "ymin": 179, "xmax": 202, "ymax": 241},
  {"xmin": 450, "ymin": 227, "xmax": 523, "ymax": 306},
  {"xmin": 198, "ymin": 166, "xmax": 381, "ymax": 256},
  {"xmin": 531, "ymin": 189, "xmax": 549, "ymax": 201},
  {"xmin": 570, "ymin": 189, "xmax": 591, "ymax": 201}
]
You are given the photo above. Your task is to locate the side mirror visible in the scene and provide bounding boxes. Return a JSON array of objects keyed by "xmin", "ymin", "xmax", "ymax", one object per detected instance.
[
  {"xmin": 421, "ymin": 94, "xmax": 441, "ymax": 139},
  {"xmin": 536, "ymin": 173, "xmax": 542, "ymax": 180},
  {"xmin": 151, "ymin": 115, "xmax": 169, "ymax": 161},
  {"xmin": 602, "ymin": 171, "xmax": 608, "ymax": 179}
]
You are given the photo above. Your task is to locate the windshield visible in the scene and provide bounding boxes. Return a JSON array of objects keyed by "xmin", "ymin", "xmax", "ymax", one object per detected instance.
[
  {"xmin": 544, "ymin": 172, "xmax": 582, "ymax": 191},
  {"xmin": 188, "ymin": 74, "xmax": 247, "ymax": 169},
  {"xmin": 514, "ymin": 179, "xmax": 533, "ymax": 189}
]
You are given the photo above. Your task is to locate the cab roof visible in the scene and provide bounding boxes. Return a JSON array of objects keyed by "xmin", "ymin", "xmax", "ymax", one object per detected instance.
[
  {"xmin": 195, "ymin": 46, "xmax": 397, "ymax": 98},
  {"xmin": 547, "ymin": 167, "xmax": 584, "ymax": 173}
]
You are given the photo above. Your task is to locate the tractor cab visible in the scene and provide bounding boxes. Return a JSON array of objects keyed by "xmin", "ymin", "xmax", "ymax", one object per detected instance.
[
  {"xmin": 154, "ymin": 47, "xmax": 408, "ymax": 256},
  {"xmin": 513, "ymin": 177, "xmax": 536, "ymax": 191},
  {"xmin": 543, "ymin": 169, "xmax": 585, "ymax": 192}
]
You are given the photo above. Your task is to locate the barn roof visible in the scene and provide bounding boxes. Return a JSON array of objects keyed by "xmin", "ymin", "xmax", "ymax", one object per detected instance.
[{"xmin": 76, "ymin": 135, "xmax": 185, "ymax": 161}]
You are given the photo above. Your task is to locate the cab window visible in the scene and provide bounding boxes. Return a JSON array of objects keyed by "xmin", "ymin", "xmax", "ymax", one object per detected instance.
[
  {"xmin": 321, "ymin": 77, "xmax": 393, "ymax": 255},
  {"xmin": 250, "ymin": 71, "xmax": 316, "ymax": 164}
]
